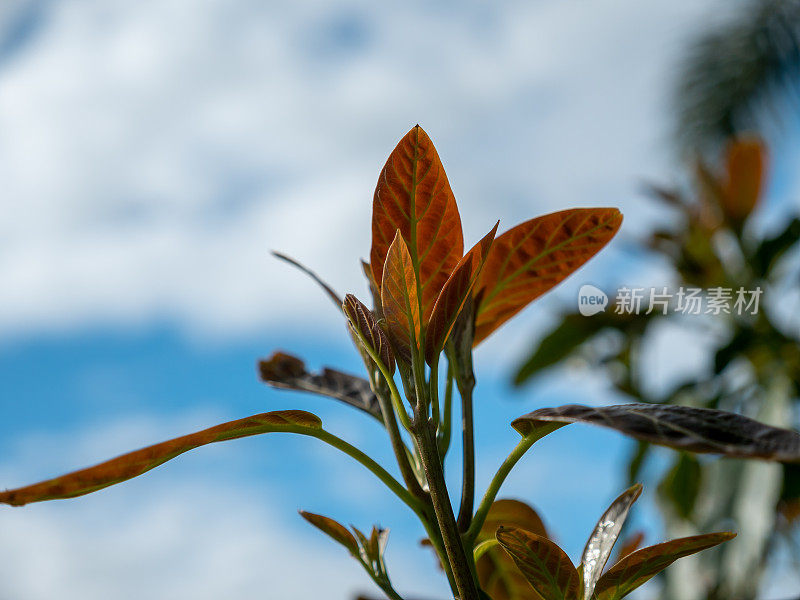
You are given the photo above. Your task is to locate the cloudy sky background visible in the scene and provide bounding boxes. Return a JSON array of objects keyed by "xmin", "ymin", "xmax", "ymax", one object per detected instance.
[{"xmin": 1, "ymin": 1, "xmax": 799, "ymax": 598}]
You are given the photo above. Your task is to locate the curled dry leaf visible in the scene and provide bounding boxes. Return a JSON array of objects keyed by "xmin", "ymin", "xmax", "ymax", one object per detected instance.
[
  {"xmin": 474, "ymin": 208, "xmax": 622, "ymax": 345},
  {"xmin": 0, "ymin": 410, "xmax": 322, "ymax": 506},
  {"xmin": 496, "ymin": 527, "xmax": 580, "ymax": 600},
  {"xmin": 512, "ymin": 404, "xmax": 800, "ymax": 462},
  {"xmin": 300, "ymin": 511, "xmax": 359, "ymax": 555},
  {"xmin": 476, "ymin": 500, "xmax": 549, "ymax": 600},
  {"xmin": 593, "ymin": 532, "xmax": 736, "ymax": 600},
  {"xmin": 381, "ymin": 231, "xmax": 422, "ymax": 363},
  {"xmin": 581, "ymin": 484, "xmax": 642, "ymax": 600},
  {"xmin": 343, "ymin": 294, "xmax": 395, "ymax": 374},
  {"xmin": 259, "ymin": 351, "xmax": 382, "ymax": 421},
  {"xmin": 424, "ymin": 222, "xmax": 498, "ymax": 364},
  {"xmin": 370, "ymin": 125, "xmax": 463, "ymax": 320}
]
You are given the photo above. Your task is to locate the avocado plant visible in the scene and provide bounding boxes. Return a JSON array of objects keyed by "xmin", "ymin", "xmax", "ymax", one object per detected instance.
[{"xmin": 3, "ymin": 126, "xmax": 800, "ymax": 600}]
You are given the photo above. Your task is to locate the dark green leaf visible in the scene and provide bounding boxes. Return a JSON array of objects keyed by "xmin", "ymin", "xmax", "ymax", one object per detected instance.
[
  {"xmin": 658, "ymin": 453, "xmax": 702, "ymax": 519},
  {"xmin": 514, "ymin": 312, "xmax": 635, "ymax": 385}
]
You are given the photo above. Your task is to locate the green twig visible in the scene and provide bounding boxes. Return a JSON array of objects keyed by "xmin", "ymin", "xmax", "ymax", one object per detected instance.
[
  {"xmin": 455, "ymin": 364, "xmax": 476, "ymax": 533},
  {"xmin": 304, "ymin": 428, "xmax": 424, "ymax": 518},
  {"xmin": 413, "ymin": 409, "xmax": 480, "ymax": 600},
  {"xmin": 465, "ymin": 428, "xmax": 558, "ymax": 544}
]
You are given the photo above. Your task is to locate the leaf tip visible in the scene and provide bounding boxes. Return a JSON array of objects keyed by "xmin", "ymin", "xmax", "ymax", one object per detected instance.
[{"xmin": 629, "ymin": 482, "xmax": 644, "ymax": 500}]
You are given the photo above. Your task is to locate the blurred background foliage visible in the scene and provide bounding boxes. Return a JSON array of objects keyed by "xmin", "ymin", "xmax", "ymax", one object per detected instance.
[{"xmin": 515, "ymin": 2, "xmax": 800, "ymax": 598}]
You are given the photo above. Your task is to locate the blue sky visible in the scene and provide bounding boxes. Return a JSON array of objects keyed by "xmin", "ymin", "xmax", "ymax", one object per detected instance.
[{"xmin": 1, "ymin": 1, "xmax": 799, "ymax": 599}]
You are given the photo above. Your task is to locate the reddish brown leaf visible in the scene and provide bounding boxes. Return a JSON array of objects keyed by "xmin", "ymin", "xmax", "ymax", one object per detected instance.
[
  {"xmin": 300, "ymin": 511, "xmax": 359, "ymax": 555},
  {"xmin": 424, "ymin": 222, "xmax": 498, "ymax": 364},
  {"xmin": 594, "ymin": 532, "xmax": 736, "ymax": 600},
  {"xmin": 496, "ymin": 527, "xmax": 580, "ymax": 600},
  {"xmin": 381, "ymin": 231, "xmax": 422, "ymax": 363},
  {"xmin": 0, "ymin": 410, "xmax": 321, "ymax": 506},
  {"xmin": 474, "ymin": 208, "xmax": 622, "ymax": 344},
  {"xmin": 476, "ymin": 500, "xmax": 549, "ymax": 600},
  {"xmin": 343, "ymin": 294, "xmax": 395, "ymax": 373},
  {"xmin": 722, "ymin": 137, "xmax": 766, "ymax": 223},
  {"xmin": 370, "ymin": 125, "xmax": 464, "ymax": 320}
]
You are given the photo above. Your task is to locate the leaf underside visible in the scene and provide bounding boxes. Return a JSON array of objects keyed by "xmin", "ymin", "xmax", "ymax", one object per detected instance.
[
  {"xmin": 259, "ymin": 351, "xmax": 382, "ymax": 421},
  {"xmin": 474, "ymin": 208, "xmax": 623, "ymax": 345},
  {"xmin": 370, "ymin": 125, "xmax": 464, "ymax": 321},
  {"xmin": 496, "ymin": 527, "xmax": 580, "ymax": 600},
  {"xmin": 594, "ymin": 532, "xmax": 736, "ymax": 600},
  {"xmin": 513, "ymin": 403, "xmax": 800, "ymax": 462},
  {"xmin": 0, "ymin": 410, "xmax": 322, "ymax": 506}
]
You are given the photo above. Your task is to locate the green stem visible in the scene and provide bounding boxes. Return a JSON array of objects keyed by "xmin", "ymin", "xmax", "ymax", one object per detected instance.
[
  {"xmin": 430, "ymin": 359, "xmax": 440, "ymax": 427},
  {"xmin": 350, "ymin": 324, "xmax": 414, "ymax": 433},
  {"xmin": 465, "ymin": 435, "xmax": 538, "ymax": 544},
  {"xmin": 356, "ymin": 556, "xmax": 405, "ymax": 600},
  {"xmin": 305, "ymin": 428, "xmax": 424, "ymax": 518},
  {"xmin": 455, "ymin": 371, "xmax": 476, "ymax": 533},
  {"xmin": 374, "ymin": 385, "xmax": 426, "ymax": 500},
  {"xmin": 413, "ymin": 412, "xmax": 480, "ymax": 600}
]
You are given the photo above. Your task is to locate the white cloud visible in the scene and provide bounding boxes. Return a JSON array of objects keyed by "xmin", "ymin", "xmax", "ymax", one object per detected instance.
[{"xmin": 0, "ymin": 0, "xmax": 730, "ymax": 340}]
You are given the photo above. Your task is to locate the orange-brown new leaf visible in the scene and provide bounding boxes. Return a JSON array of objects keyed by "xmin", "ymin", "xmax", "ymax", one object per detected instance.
[
  {"xmin": 300, "ymin": 511, "xmax": 359, "ymax": 555},
  {"xmin": 474, "ymin": 208, "xmax": 622, "ymax": 344},
  {"xmin": 425, "ymin": 221, "xmax": 498, "ymax": 364},
  {"xmin": 343, "ymin": 293, "xmax": 395, "ymax": 373},
  {"xmin": 594, "ymin": 532, "xmax": 736, "ymax": 600},
  {"xmin": 381, "ymin": 231, "xmax": 422, "ymax": 364},
  {"xmin": 370, "ymin": 125, "xmax": 463, "ymax": 320},
  {"xmin": 0, "ymin": 410, "xmax": 322, "ymax": 506},
  {"xmin": 723, "ymin": 137, "xmax": 766, "ymax": 223},
  {"xmin": 496, "ymin": 526, "xmax": 580, "ymax": 600}
]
